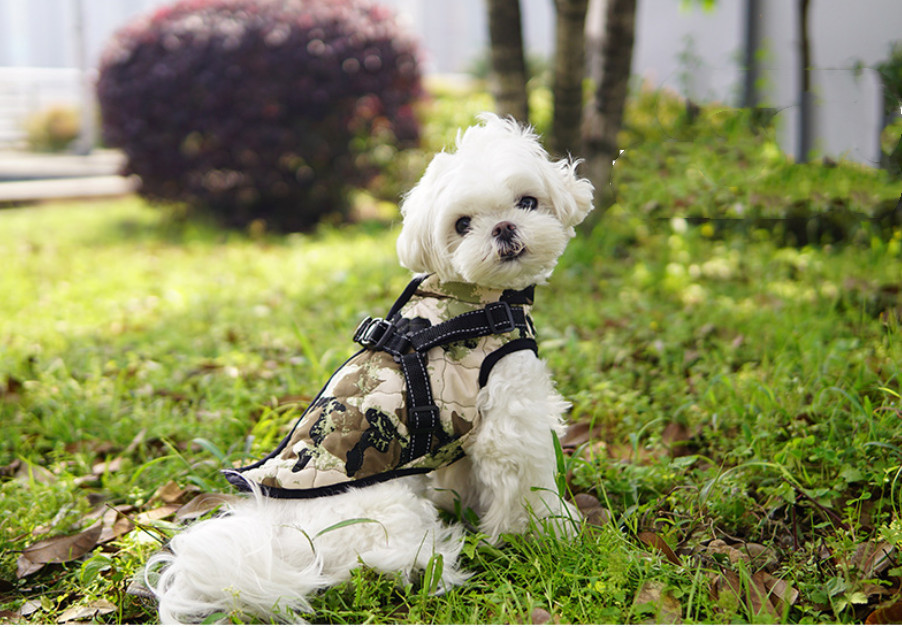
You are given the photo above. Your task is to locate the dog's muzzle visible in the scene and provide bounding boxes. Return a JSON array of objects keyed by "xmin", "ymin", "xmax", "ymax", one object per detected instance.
[{"xmin": 494, "ymin": 221, "xmax": 526, "ymax": 260}]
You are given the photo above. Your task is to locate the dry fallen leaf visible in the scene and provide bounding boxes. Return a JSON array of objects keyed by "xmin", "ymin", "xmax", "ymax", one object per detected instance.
[
  {"xmin": 153, "ymin": 480, "xmax": 187, "ymax": 505},
  {"xmin": 560, "ymin": 421, "xmax": 597, "ymax": 450},
  {"xmin": 709, "ymin": 568, "xmax": 776, "ymax": 618},
  {"xmin": 136, "ymin": 504, "xmax": 181, "ymax": 524},
  {"xmin": 572, "ymin": 493, "xmax": 611, "ymax": 527},
  {"xmin": 849, "ymin": 541, "xmax": 896, "ymax": 579},
  {"xmin": 633, "ymin": 580, "xmax": 682, "ymax": 623},
  {"xmin": 742, "ymin": 542, "xmax": 778, "ymax": 568},
  {"xmin": 706, "ymin": 539, "xmax": 777, "ymax": 569},
  {"xmin": 16, "ymin": 555, "xmax": 43, "ymax": 578},
  {"xmin": 90, "ymin": 456, "xmax": 124, "ymax": 476},
  {"xmin": 0, "ymin": 459, "xmax": 22, "ymax": 479},
  {"xmin": 530, "ymin": 607, "xmax": 554, "ymax": 624},
  {"xmin": 64, "ymin": 440, "xmax": 117, "ymax": 456},
  {"xmin": 706, "ymin": 539, "xmax": 738, "ymax": 561},
  {"xmin": 861, "ymin": 582, "xmax": 892, "ymax": 598},
  {"xmin": 175, "ymin": 493, "xmax": 240, "ymax": 521},
  {"xmin": 97, "ymin": 508, "xmax": 136, "ymax": 545},
  {"xmin": 56, "ymin": 599, "xmax": 116, "ymax": 624},
  {"xmin": 754, "ymin": 571, "xmax": 799, "ymax": 610},
  {"xmin": 14, "ymin": 461, "xmax": 55, "ymax": 486},
  {"xmin": 72, "ymin": 475, "xmax": 98, "ymax": 488},
  {"xmin": 17, "ymin": 600, "xmax": 41, "ymax": 618},
  {"xmin": 638, "ymin": 531, "xmax": 681, "ymax": 566},
  {"xmin": 661, "ymin": 422, "xmax": 691, "ymax": 446},
  {"xmin": 1, "ymin": 375, "xmax": 23, "ymax": 400},
  {"xmin": 867, "ymin": 596, "xmax": 902, "ymax": 624},
  {"xmin": 124, "ymin": 428, "xmax": 147, "ymax": 453},
  {"xmin": 17, "ymin": 522, "xmax": 103, "ymax": 578},
  {"xmin": 126, "ymin": 579, "xmax": 155, "ymax": 600}
]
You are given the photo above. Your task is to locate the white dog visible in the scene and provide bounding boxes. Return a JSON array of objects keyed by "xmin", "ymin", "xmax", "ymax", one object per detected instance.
[{"xmin": 146, "ymin": 113, "xmax": 594, "ymax": 623}]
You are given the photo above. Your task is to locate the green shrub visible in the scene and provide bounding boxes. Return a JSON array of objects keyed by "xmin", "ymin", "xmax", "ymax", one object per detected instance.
[
  {"xmin": 876, "ymin": 43, "xmax": 902, "ymax": 176},
  {"xmin": 24, "ymin": 105, "xmax": 80, "ymax": 152},
  {"xmin": 614, "ymin": 87, "xmax": 902, "ymax": 244}
]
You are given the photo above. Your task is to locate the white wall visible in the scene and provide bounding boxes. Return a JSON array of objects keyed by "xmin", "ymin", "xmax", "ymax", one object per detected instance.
[
  {"xmin": 0, "ymin": 0, "xmax": 164, "ymax": 68},
  {"xmin": 623, "ymin": 0, "xmax": 901, "ymax": 165},
  {"xmin": 756, "ymin": 0, "xmax": 902, "ymax": 165},
  {"xmin": 628, "ymin": 0, "xmax": 744, "ymax": 103},
  {"xmin": 0, "ymin": 0, "xmax": 553, "ymax": 74},
  {"xmin": 381, "ymin": 0, "xmax": 554, "ymax": 75},
  {"xmin": 0, "ymin": 0, "xmax": 900, "ymax": 163}
]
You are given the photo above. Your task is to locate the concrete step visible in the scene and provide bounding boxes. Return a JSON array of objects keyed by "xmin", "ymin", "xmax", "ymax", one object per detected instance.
[
  {"xmin": 0, "ymin": 175, "xmax": 137, "ymax": 203},
  {"xmin": 0, "ymin": 149, "xmax": 125, "ymax": 181}
]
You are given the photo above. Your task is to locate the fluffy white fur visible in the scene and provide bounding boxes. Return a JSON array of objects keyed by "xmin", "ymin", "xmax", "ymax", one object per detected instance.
[
  {"xmin": 146, "ymin": 113, "xmax": 594, "ymax": 623},
  {"xmin": 396, "ymin": 114, "xmax": 593, "ymax": 290}
]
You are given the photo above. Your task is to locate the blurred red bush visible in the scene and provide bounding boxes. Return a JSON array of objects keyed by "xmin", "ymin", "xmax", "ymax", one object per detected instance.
[{"xmin": 97, "ymin": 0, "xmax": 422, "ymax": 231}]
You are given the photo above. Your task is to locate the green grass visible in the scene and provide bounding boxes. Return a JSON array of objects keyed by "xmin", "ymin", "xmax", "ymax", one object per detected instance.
[{"xmin": 2, "ymin": 90, "xmax": 902, "ymax": 623}]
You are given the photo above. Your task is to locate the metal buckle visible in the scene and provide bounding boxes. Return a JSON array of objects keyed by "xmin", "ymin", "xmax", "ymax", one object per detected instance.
[
  {"xmin": 354, "ymin": 317, "xmax": 392, "ymax": 349},
  {"xmin": 485, "ymin": 301, "xmax": 515, "ymax": 334}
]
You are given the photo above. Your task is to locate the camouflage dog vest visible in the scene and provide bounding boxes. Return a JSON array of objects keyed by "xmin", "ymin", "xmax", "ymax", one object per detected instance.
[{"xmin": 224, "ymin": 274, "xmax": 538, "ymax": 498}]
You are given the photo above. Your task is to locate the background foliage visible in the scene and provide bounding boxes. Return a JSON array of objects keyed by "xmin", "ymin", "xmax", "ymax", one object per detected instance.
[
  {"xmin": 1, "ymin": 84, "xmax": 901, "ymax": 623},
  {"xmin": 23, "ymin": 106, "xmax": 81, "ymax": 153}
]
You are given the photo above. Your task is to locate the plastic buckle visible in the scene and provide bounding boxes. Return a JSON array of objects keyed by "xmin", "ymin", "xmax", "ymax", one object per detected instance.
[
  {"xmin": 354, "ymin": 317, "xmax": 392, "ymax": 349},
  {"xmin": 408, "ymin": 404, "xmax": 439, "ymax": 433},
  {"xmin": 485, "ymin": 301, "xmax": 515, "ymax": 334}
]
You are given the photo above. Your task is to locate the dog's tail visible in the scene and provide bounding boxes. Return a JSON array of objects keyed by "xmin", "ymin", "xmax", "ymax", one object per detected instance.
[{"xmin": 144, "ymin": 480, "xmax": 468, "ymax": 624}]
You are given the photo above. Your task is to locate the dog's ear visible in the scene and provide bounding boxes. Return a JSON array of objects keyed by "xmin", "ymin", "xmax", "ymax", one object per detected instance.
[
  {"xmin": 396, "ymin": 152, "xmax": 454, "ymax": 273},
  {"xmin": 549, "ymin": 159, "xmax": 595, "ymax": 229}
]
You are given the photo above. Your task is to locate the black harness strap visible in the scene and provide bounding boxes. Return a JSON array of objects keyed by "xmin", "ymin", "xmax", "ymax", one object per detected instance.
[
  {"xmin": 408, "ymin": 301, "xmax": 521, "ymax": 351},
  {"xmin": 398, "ymin": 351, "xmax": 440, "ymax": 464},
  {"xmin": 478, "ymin": 337, "xmax": 539, "ymax": 387},
  {"xmin": 355, "ymin": 301, "xmax": 532, "ymax": 356},
  {"xmin": 385, "ymin": 274, "xmax": 430, "ymax": 319},
  {"xmin": 353, "ymin": 277, "xmax": 535, "ymax": 463}
]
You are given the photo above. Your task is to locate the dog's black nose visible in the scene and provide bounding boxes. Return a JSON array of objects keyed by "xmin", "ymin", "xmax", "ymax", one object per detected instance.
[{"xmin": 492, "ymin": 221, "xmax": 517, "ymax": 242}]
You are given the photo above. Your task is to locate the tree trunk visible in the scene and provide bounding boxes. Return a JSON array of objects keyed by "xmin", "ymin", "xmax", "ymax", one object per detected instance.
[
  {"xmin": 796, "ymin": 0, "xmax": 813, "ymax": 163},
  {"xmin": 741, "ymin": 0, "xmax": 761, "ymax": 108},
  {"xmin": 487, "ymin": 0, "xmax": 529, "ymax": 123},
  {"xmin": 582, "ymin": 0, "xmax": 636, "ymax": 213},
  {"xmin": 551, "ymin": 0, "xmax": 589, "ymax": 156}
]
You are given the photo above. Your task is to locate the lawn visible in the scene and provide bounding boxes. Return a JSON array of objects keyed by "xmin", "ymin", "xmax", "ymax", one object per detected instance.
[{"xmin": 1, "ymin": 91, "xmax": 902, "ymax": 623}]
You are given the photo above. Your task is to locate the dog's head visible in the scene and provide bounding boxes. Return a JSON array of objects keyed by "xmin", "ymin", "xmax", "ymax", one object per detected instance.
[{"xmin": 397, "ymin": 113, "xmax": 594, "ymax": 291}]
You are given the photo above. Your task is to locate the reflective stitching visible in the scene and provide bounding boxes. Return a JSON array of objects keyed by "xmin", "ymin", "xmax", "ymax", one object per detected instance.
[
  {"xmin": 410, "ymin": 308, "xmax": 525, "ymax": 347},
  {"xmin": 399, "ymin": 354, "xmax": 419, "ymax": 455},
  {"xmin": 414, "ymin": 351, "xmax": 434, "ymax": 452}
]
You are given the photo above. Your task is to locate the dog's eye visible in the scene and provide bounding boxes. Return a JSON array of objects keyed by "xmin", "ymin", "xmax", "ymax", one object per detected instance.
[
  {"xmin": 517, "ymin": 196, "xmax": 538, "ymax": 211},
  {"xmin": 455, "ymin": 216, "xmax": 472, "ymax": 235}
]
